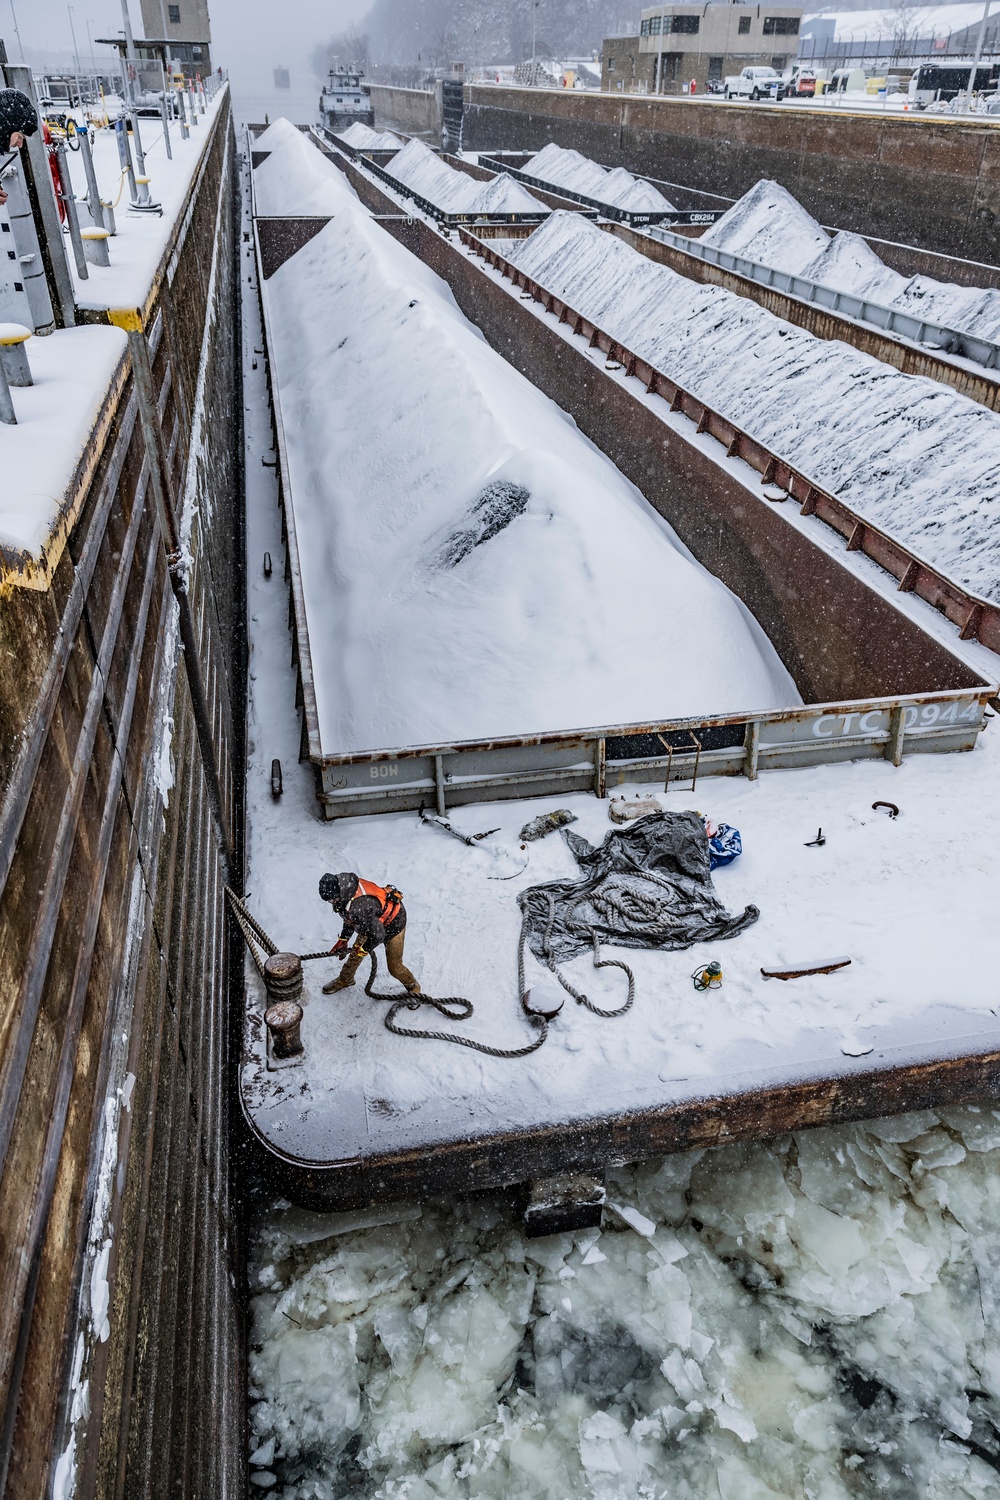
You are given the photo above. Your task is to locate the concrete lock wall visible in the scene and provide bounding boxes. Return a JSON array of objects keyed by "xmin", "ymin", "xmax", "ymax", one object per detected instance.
[
  {"xmin": 369, "ymin": 83, "xmax": 443, "ymax": 138},
  {"xmin": 0, "ymin": 98, "xmax": 246, "ymax": 1498},
  {"xmin": 461, "ymin": 85, "xmax": 1000, "ymax": 265}
]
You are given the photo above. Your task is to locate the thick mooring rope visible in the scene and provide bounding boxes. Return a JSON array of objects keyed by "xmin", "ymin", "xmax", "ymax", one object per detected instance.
[
  {"xmin": 537, "ymin": 889, "xmax": 635, "ymax": 1019},
  {"xmin": 225, "ymin": 886, "xmax": 634, "ymax": 1057}
]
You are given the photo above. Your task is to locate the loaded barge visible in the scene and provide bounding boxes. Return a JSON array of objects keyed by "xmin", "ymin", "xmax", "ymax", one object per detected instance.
[{"xmin": 241, "ymin": 124, "xmax": 1000, "ymax": 1223}]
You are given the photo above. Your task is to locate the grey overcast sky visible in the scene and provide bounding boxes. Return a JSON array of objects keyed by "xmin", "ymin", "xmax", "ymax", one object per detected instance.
[{"xmin": 6, "ymin": 0, "xmax": 368, "ymax": 120}]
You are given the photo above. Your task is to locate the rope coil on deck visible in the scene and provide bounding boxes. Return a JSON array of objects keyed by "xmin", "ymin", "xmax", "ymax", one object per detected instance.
[{"xmin": 224, "ymin": 887, "xmax": 635, "ymax": 1058}]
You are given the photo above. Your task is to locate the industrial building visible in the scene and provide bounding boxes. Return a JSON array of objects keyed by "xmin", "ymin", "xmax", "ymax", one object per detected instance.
[
  {"xmin": 603, "ymin": 1, "xmax": 805, "ymax": 93},
  {"xmin": 138, "ymin": 0, "xmax": 212, "ymax": 75}
]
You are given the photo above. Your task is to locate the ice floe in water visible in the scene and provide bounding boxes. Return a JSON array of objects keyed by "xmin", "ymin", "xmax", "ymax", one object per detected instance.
[{"xmin": 248, "ymin": 1104, "xmax": 1000, "ymax": 1497}]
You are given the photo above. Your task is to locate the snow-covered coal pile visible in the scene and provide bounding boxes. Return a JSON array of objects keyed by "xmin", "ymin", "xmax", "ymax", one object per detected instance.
[
  {"xmin": 260, "ymin": 146, "xmax": 797, "ymax": 754},
  {"xmin": 702, "ymin": 179, "xmax": 1000, "ymax": 344},
  {"xmin": 247, "ymin": 1105, "xmax": 1000, "ymax": 1497},
  {"xmin": 254, "ymin": 118, "xmax": 356, "ymax": 216},
  {"xmin": 386, "ymin": 139, "xmax": 546, "ymax": 215},
  {"xmin": 340, "ymin": 121, "xmax": 403, "ymax": 149},
  {"xmin": 523, "ymin": 143, "xmax": 675, "ymax": 214},
  {"xmin": 508, "ymin": 212, "xmax": 1000, "ymax": 601}
]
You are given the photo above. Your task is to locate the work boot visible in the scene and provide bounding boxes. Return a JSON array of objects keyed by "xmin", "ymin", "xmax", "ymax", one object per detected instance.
[
  {"xmin": 405, "ymin": 982, "xmax": 422, "ymax": 997},
  {"xmin": 323, "ymin": 976, "xmax": 355, "ymax": 994}
]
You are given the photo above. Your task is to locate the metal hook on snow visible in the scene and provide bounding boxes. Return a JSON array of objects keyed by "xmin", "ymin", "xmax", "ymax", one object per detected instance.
[{"xmin": 872, "ymin": 801, "xmax": 900, "ymax": 819}]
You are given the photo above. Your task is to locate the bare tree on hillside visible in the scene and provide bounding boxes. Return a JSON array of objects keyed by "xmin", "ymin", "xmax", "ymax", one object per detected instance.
[
  {"xmin": 310, "ymin": 29, "xmax": 371, "ymax": 82},
  {"xmin": 877, "ymin": 0, "xmax": 933, "ymax": 59}
]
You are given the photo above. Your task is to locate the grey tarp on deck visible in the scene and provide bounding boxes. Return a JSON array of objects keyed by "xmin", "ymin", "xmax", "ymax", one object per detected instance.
[{"xmin": 519, "ymin": 811, "xmax": 759, "ymax": 962}]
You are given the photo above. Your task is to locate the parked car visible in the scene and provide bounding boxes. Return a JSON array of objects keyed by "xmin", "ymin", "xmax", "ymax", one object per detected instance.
[{"xmin": 723, "ymin": 66, "xmax": 783, "ymax": 101}]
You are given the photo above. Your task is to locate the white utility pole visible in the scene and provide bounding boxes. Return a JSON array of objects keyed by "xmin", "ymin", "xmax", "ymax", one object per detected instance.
[
  {"xmin": 118, "ymin": 0, "xmax": 152, "ymax": 205},
  {"xmin": 68, "ymin": 6, "xmax": 84, "ymax": 108},
  {"xmin": 657, "ymin": 5, "xmax": 666, "ymax": 90},
  {"xmin": 156, "ymin": 0, "xmax": 174, "ymax": 78},
  {"xmin": 119, "ymin": 0, "xmax": 140, "ymax": 103},
  {"xmin": 958, "ymin": 0, "xmax": 995, "ymax": 110},
  {"xmin": 8, "ymin": 0, "xmax": 26, "ymax": 62}
]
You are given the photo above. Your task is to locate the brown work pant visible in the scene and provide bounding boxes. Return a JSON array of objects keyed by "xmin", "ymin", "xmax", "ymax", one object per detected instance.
[{"xmin": 340, "ymin": 929, "xmax": 420, "ymax": 993}]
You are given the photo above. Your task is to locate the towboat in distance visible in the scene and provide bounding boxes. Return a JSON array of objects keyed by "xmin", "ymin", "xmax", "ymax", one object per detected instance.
[{"xmin": 318, "ymin": 60, "xmax": 375, "ymax": 129}]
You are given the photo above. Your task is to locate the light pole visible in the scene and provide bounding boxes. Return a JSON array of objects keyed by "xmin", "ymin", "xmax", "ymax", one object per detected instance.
[
  {"xmin": 156, "ymin": 0, "xmax": 174, "ymax": 80},
  {"xmin": 532, "ymin": 0, "xmax": 539, "ymax": 67},
  {"xmin": 68, "ymin": 5, "xmax": 84, "ymax": 107},
  {"xmin": 958, "ymin": 0, "xmax": 995, "ymax": 111},
  {"xmin": 657, "ymin": 5, "xmax": 666, "ymax": 91},
  {"xmin": 118, "ymin": 0, "xmax": 153, "ymax": 206},
  {"xmin": 119, "ymin": 0, "xmax": 139, "ymax": 105},
  {"xmin": 8, "ymin": 0, "xmax": 26, "ymax": 63}
]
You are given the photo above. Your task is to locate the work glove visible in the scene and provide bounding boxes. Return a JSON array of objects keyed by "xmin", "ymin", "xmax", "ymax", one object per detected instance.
[
  {"xmin": 351, "ymin": 941, "xmax": 368, "ymax": 960},
  {"xmin": 331, "ymin": 938, "xmax": 349, "ymax": 959}
]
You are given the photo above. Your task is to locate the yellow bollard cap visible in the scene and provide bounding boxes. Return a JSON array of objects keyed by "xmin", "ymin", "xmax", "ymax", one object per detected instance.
[
  {"xmin": 0, "ymin": 322, "xmax": 31, "ymax": 347},
  {"xmin": 80, "ymin": 228, "xmax": 111, "ymax": 239}
]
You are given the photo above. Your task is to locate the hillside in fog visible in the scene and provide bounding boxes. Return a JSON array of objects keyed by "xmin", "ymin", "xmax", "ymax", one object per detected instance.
[{"xmin": 313, "ymin": 0, "xmax": 638, "ymax": 74}]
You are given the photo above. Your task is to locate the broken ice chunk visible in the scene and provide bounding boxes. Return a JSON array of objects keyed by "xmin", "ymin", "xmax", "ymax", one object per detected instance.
[
  {"xmin": 249, "ymin": 1437, "xmax": 275, "ymax": 1467},
  {"xmin": 373, "ymin": 1303, "xmax": 422, "ymax": 1377},
  {"xmin": 866, "ymin": 1111, "xmax": 939, "ymax": 1143},
  {"xmin": 607, "ymin": 1202, "xmax": 657, "ymax": 1238},
  {"xmin": 580, "ymin": 1411, "xmax": 627, "ymax": 1475},
  {"xmin": 788, "ymin": 1199, "xmax": 867, "ymax": 1277}
]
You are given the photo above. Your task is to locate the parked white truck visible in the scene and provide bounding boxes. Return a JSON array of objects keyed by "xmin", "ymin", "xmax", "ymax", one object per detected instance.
[{"xmin": 723, "ymin": 66, "xmax": 784, "ymax": 100}]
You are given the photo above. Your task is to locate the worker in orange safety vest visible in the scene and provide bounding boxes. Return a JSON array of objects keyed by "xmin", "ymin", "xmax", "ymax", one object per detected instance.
[{"xmin": 318, "ymin": 871, "xmax": 421, "ymax": 996}]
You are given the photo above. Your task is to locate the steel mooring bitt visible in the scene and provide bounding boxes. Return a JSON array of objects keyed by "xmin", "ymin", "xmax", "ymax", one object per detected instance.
[
  {"xmin": 263, "ymin": 950, "xmax": 303, "ymax": 1001},
  {"xmin": 265, "ymin": 1000, "xmax": 305, "ymax": 1060}
]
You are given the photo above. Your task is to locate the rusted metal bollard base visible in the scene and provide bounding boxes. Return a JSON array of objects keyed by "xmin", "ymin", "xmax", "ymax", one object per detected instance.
[
  {"xmin": 263, "ymin": 954, "xmax": 306, "ymax": 1067},
  {"xmin": 264, "ymin": 1000, "xmax": 305, "ymax": 1066}
]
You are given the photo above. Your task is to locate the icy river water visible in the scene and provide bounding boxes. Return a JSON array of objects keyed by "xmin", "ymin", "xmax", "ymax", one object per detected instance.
[{"xmin": 247, "ymin": 1105, "xmax": 1000, "ymax": 1499}]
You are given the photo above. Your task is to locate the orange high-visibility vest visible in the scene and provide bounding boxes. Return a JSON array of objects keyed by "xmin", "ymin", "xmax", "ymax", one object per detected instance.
[{"xmin": 350, "ymin": 878, "xmax": 402, "ymax": 927}]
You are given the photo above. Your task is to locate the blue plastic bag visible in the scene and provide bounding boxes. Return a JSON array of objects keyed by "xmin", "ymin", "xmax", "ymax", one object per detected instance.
[{"xmin": 703, "ymin": 819, "xmax": 742, "ymax": 870}]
